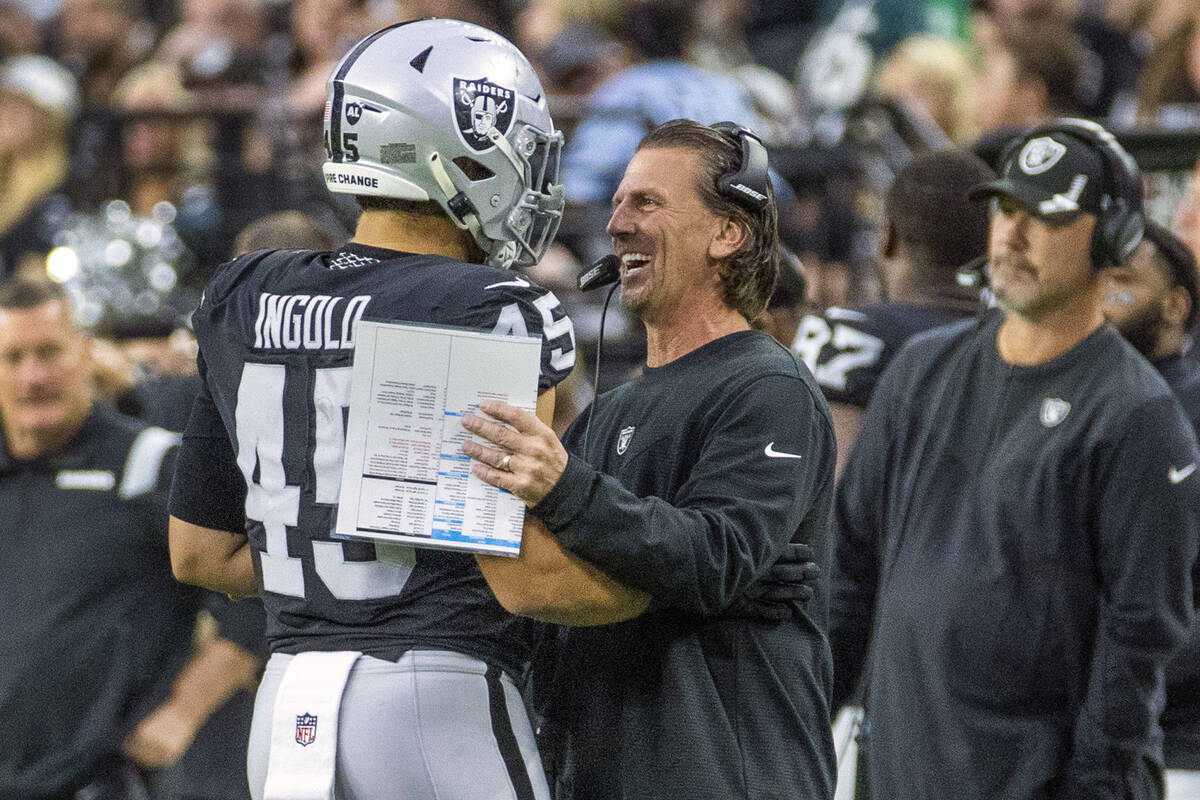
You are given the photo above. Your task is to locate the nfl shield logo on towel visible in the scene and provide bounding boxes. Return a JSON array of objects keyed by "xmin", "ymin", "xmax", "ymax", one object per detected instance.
[{"xmin": 296, "ymin": 713, "xmax": 318, "ymax": 746}]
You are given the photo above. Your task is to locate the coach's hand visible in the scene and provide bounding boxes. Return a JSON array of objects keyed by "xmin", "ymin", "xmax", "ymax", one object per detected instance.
[
  {"xmin": 462, "ymin": 400, "xmax": 568, "ymax": 507},
  {"xmin": 725, "ymin": 542, "xmax": 820, "ymax": 622}
]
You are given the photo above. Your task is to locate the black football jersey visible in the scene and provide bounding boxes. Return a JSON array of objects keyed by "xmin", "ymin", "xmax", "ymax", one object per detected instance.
[
  {"xmin": 791, "ymin": 303, "xmax": 966, "ymax": 408},
  {"xmin": 174, "ymin": 243, "xmax": 575, "ymax": 676}
]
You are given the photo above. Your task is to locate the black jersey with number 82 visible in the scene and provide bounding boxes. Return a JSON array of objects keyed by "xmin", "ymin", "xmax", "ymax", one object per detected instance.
[{"xmin": 792, "ymin": 304, "xmax": 965, "ymax": 408}]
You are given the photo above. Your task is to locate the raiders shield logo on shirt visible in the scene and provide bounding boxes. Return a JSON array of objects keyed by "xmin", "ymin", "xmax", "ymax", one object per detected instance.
[
  {"xmin": 454, "ymin": 77, "xmax": 515, "ymax": 152},
  {"xmin": 617, "ymin": 426, "xmax": 635, "ymax": 455},
  {"xmin": 1040, "ymin": 397, "xmax": 1071, "ymax": 427},
  {"xmin": 1019, "ymin": 137, "xmax": 1067, "ymax": 175}
]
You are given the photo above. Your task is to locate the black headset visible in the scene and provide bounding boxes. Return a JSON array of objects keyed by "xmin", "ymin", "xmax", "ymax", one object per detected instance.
[
  {"xmin": 997, "ymin": 118, "xmax": 1144, "ymax": 269},
  {"xmin": 711, "ymin": 121, "xmax": 771, "ymax": 212}
]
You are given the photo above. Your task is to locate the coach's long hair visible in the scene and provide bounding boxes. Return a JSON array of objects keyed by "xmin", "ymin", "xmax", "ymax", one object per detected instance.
[{"xmin": 637, "ymin": 120, "xmax": 780, "ymax": 322}]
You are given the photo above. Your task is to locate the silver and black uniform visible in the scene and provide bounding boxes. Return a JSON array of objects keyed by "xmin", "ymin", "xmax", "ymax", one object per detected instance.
[
  {"xmin": 168, "ymin": 242, "xmax": 575, "ymax": 799},
  {"xmin": 529, "ymin": 330, "xmax": 837, "ymax": 800}
]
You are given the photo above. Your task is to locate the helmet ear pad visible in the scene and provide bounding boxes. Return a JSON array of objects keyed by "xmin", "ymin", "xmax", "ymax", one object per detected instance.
[{"xmin": 999, "ymin": 119, "xmax": 1144, "ymax": 269}]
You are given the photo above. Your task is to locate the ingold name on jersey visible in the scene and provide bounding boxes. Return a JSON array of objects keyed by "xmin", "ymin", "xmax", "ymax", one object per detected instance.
[{"xmin": 254, "ymin": 292, "xmax": 371, "ymax": 351}]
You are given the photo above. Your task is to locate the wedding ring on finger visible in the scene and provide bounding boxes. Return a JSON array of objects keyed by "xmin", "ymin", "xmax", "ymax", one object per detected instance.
[{"xmin": 501, "ymin": 453, "xmax": 512, "ymax": 472}]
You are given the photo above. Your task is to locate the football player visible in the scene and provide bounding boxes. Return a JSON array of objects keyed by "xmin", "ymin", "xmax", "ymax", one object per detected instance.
[
  {"xmin": 791, "ymin": 148, "xmax": 994, "ymax": 471},
  {"xmin": 1103, "ymin": 221, "xmax": 1200, "ymax": 797},
  {"xmin": 167, "ymin": 20, "xmax": 644, "ymax": 800}
]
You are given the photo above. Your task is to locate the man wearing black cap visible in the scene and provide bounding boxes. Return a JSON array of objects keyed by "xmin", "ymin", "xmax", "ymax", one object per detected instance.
[
  {"xmin": 1104, "ymin": 221, "xmax": 1200, "ymax": 797},
  {"xmin": 832, "ymin": 119, "xmax": 1200, "ymax": 800}
]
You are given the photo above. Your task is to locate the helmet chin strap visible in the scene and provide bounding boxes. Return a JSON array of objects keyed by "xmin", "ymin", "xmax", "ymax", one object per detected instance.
[{"xmin": 426, "ymin": 150, "xmax": 516, "ymax": 268}]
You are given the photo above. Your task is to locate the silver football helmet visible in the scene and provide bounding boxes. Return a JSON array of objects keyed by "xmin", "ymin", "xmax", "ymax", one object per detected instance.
[{"xmin": 322, "ymin": 19, "xmax": 564, "ymax": 268}]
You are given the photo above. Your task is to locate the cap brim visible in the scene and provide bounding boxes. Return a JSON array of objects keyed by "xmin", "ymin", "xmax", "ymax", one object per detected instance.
[{"xmin": 968, "ymin": 178, "xmax": 1083, "ymax": 221}]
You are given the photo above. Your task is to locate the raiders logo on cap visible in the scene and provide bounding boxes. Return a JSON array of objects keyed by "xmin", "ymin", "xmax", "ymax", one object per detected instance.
[
  {"xmin": 453, "ymin": 77, "xmax": 515, "ymax": 152},
  {"xmin": 1018, "ymin": 137, "xmax": 1067, "ymax": 176}
]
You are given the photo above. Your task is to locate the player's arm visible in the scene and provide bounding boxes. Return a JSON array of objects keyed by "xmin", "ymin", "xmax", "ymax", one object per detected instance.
[
  {"xmin": 123, "ymin": 631, "xmax": 260, "ymax": 768},
  {"xmin": 168, "ymin": 385, "xmax": 259, "ymax": 598},
  {"xmin": 169, "ymin": 518, "xmax": 257, "ymax": 598},
  {"xmin": 475, "ymin": 389, "xmax": 651, "ymax": 626}
]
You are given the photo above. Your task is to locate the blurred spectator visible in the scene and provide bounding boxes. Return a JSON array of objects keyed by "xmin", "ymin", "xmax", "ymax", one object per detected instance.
[
  {"xmin": 0, "ymin": 54, "xmax": 79, "ymax": 279},
  {"xmin": 972, "ymin": 20, "xmax": 1087, "ymax": 166},
  {"xmin": 754, "ymin": 248, "xmax": 808, "ymax": 345},
  {"xmin": 1135, "ymin": 4, "xmax": 1200, "ymax": 129},
  {"xmin": 0, "ymin": 2, "xmax": 43, "ymax": 59},
  {"xmin": 231, "ymin": 209, "xmax": 336, "ymax": 254},
  {"xmin": 559, "ymin": 0, "xmax": 766, "ymax": 214},
  {"xmin": 0, "ymin": 277, "xmax": 254, "ymax": 800},
  {"xmin": 287, "ymin": 0, "xmax": 372, "ymax": 119},
  {"xmin": 1178, "ymin": 158, "xmax": 1200, "ymax": 261},
  {"xmin": 874, "ymin": 34, "xmax": 978, "ymax": 145},
  {"xmin": 111, "ymin": 62, "xmax": 228, "ymax": 277},
  {"xmin": 745, "ymin": 0, "xmax": 823, "ymax": 79},
  {"xmin": 538, "ymin": 19, "xmax": 627, "ymax": 96},
  {"xmin": 972, "ymin": 0, "xmax": 1133, "ymax": 118},
  {"xmin": 156, "ymin": 0, "xmax": 267, "ymax": 98},
  {"xmin": 689, "ymin": 0, "xmax": 804, "ymax": 144},
  {"xmin": 792, "ymin": 148, "xmax": 992, "ymax": 473},
  {"xmin": 50, "ymin": 0, "xmax": 154, "ymax": 110}
]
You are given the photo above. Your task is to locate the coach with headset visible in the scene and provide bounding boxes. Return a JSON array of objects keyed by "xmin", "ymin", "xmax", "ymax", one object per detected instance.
[
  {"xmin": 462, "ymin": 118, "xmax": 838, "ymax": 799},
  {"xmin": 831, "ymin": 118, "xmax": 1200, "ymax": 799}
]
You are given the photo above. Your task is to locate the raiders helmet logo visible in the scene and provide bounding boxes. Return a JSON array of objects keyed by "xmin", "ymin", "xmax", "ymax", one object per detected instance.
[
  {"xmin": 1018, "ymin": 137, "xmax": 1067, "ymax": 175},
  {"xmin": 345, "ymin": 102, "xmax": 363, "ymax": 125},
  {"xmin": 454, "ymin": 77, "xmax": 515, "ymax": 152}
]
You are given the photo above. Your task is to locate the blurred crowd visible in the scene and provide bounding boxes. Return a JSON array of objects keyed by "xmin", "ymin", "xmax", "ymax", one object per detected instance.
[{"xmin": 3, "ymin": 0, "xmax": 1200, "ymax": 396}]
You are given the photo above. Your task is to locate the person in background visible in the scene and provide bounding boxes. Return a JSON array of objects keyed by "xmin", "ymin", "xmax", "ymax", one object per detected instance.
[
  {"xmin": 833, "ymin": 119, "xmax": 1199, "ymax": 799},
  {"xmin": 972, "ymin": 21, "xmax": 1086, "ymax": 168},
  {"xmin": 0, "ymin": 55, "xmax": 79, "ymax": 278},
  {"xmin": 0, "ymin": 277, "xmax": 255, "ymax": 800},
  {"xmin": 792, "ymin": 148, "xmax": 993, "ymax": 472},
  {"xmin": 874, "ymin": 35, "xmax": 979, "ymax": 146},
  {"xmin": 1103, "ymin": 221, "xmax": 1200, "ymax": 800},
  {"xmin": 559, "ymin": 0, "xmax": 766, "ymax": 262}
]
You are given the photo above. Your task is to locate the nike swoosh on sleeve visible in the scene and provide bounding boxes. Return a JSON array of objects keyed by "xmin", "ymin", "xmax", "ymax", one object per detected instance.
[
  {"xmin": 764, "ymin": 442, "xmax": 804, "ymax": 459},
  {"xmin": 1169, "ymin": 463, "xmax": 1197, "ymax": 484},
  {"xmin": 484, "ymin": 277, "xmax": 531, "ymax": 290}
]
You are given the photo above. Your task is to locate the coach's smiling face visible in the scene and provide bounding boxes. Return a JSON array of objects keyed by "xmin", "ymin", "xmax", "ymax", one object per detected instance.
[{"xmin": 606, "ymin": 146, "xmax": 737, "ymax": 326}]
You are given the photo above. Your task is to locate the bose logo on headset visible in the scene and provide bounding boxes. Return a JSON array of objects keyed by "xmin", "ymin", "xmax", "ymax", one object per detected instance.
[{"xmin": 712, "ymin": 121, "xmax": 772, "ymax": 212}]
